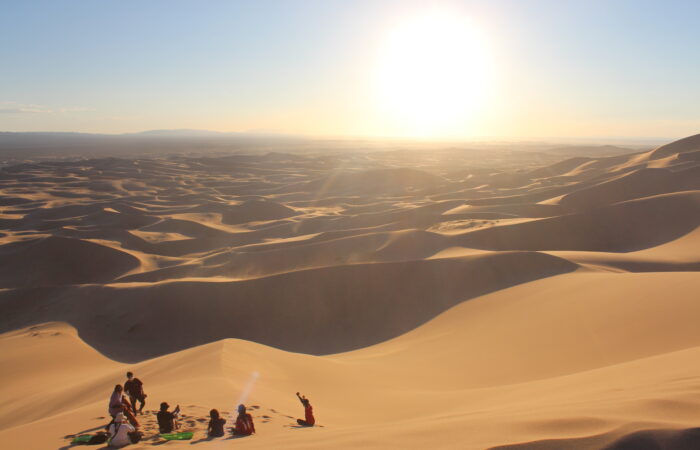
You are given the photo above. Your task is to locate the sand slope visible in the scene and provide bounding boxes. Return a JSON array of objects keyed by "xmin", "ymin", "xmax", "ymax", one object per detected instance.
[
  {"xmin": 0, "ymin": 134, "xmax": 699, "ymax": 448},
  {"xmin": 3, "ymin": 271, "xmax": 700, "ymax": 449}
]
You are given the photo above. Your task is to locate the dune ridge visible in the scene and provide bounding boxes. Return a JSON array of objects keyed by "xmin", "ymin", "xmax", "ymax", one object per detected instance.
[{"xmin": 0, "ymin": 134, "xmax": 699, "ymax": 448}]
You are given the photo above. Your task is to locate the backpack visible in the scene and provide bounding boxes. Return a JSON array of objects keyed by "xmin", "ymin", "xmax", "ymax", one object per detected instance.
[
  {"xmin": 128, "ymin": 430, "xmax": 143, "ymax": 444},
  {"xmin": 87, "ymin": 433, "xmax": 108, "ymax": 445}
]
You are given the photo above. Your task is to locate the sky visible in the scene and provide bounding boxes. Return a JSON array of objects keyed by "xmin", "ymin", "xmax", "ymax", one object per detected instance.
[{"xmin": 1, "ymin": 0, "xmax": 699, "ymax": 140}]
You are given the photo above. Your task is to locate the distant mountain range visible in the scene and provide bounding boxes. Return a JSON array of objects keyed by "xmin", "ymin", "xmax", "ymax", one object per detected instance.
[{"xmin": 0, "ymin": 130, "xmax": 306, "ymax": 161}]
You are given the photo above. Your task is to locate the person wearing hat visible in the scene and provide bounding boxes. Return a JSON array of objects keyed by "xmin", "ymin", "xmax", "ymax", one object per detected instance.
[
  {"xmin": 107, "ymin": 412, "xmax": 135, "ymax": 447},
  {"xmin": 157, "ymin": 402, "xmax": 180, "ymax": 434},
  {"xmin": 232, "ymin": 404, "xmax": 255, "ymax": 436}
]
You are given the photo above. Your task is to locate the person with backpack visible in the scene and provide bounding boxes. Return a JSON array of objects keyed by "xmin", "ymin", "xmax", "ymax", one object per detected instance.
[
  {"xmin": 107, "ymin": 412, "xmax": 135, "ymax": 447},
  {"xmin": 108, "ymin": 385, "xmax": 139, "ymax": 428},
  {"xmin": 295, "ymin": 392, "xmax": 315, "ymax": 426},
  {"xmin": 124, "ymin": 372, "xmax": 146, "ymax": 415},
  {"xmin": 207, "ymin": 409, "xmax": 226, "ymax": 437},
  {"xmin": 232, "ymin": 404, "xmax": 255, "ymax": 436},
  {"xmin": 157, "ymin": 402, "xmax": 180, "ymax": 434}
]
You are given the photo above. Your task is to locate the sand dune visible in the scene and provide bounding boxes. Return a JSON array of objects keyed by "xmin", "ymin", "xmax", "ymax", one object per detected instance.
[
  {"xmin": 454, "ymin": 191, "xmax": 700, "ymax": 252},
  {"xmin": 648, "ymin": 133, "xmax": 700, "ymax": 160},
  {"xmin": 1, "ymin": 251, "xmax": 579, "ymax": 359},
  {"xmin": 0, "ymin": 134, "xmax": 699, "ymax": 448},
  {"xmin": 3, "ymin": 271, "xmax": 700, "ymax": 449},
  {"xmin": 557, "ymin": 168, "xmax": 679, "ymax": 211},
  {"xmin": 0, "ymin": 236, "xmax": 140, "ymax": 287}
]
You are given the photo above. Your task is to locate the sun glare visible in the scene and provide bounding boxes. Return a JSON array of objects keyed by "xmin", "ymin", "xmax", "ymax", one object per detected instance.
[{"xmin": 375, "ymin": 10, "xmax": 493, "ymax": 138}]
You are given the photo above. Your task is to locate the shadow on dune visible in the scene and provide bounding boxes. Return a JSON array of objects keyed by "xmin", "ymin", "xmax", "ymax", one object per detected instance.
[
  {"xmin": 0, "ymin": 236, "xmax": 141, "ymax": 288},
  {"xmin": 0, "ymin": 251, "xmax": 578, "ymax": 361},
  {"xmin": 601, "ymin": 427, "xmax": 700, "ymax": 450},
  {"xmin": 489, "ymin": 427, "xmax": 700, "ymax": 450}
]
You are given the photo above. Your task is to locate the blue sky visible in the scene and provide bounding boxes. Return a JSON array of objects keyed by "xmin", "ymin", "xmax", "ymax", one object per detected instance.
[{"xmin": 1, "ymin": 0, "xmax": 698, "ymax": 139}]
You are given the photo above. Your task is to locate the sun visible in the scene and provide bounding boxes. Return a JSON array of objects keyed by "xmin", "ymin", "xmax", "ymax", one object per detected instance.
[{"xmin": 375, "ymin": 10, "xmax": 493, "ymax": 138}]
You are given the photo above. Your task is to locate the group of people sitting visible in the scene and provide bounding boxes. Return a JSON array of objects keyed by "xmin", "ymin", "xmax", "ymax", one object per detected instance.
[{"xmin": 104, "ymin": 371, "xmax": 315, "ymax": 446}]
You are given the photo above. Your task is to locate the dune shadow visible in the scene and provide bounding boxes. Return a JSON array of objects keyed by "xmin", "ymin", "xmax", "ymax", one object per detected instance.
[
  {"xmin": 488, "ymin": 427, "xmax": 700, "ymax": 450},
  {"xmin": 601, "ymin": 427, "xmax": 700, "ymax": 450}
]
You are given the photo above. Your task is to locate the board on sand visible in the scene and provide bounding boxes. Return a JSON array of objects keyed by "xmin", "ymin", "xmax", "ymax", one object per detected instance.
[
  {"xmin": 71, "ymin": 435, "xmax": 93, "ymax": 444},
  {"xmin": 160, "ymin": 431, "xmax": 194, "ymax": 440}
]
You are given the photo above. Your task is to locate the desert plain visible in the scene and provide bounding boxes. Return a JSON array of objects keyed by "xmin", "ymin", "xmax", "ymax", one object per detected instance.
[{"xmin": 1, "ymin": 133, "xmax": 699, "ymax": 449}]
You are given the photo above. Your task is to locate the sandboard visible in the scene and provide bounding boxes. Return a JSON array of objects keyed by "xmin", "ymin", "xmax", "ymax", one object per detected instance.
[{"xmin": 160, "ymin": 431, "xmax": 193, "ymax": 440}]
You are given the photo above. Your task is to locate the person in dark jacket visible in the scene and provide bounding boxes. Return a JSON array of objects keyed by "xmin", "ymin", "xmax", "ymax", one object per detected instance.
[
  {"xmin": 295, "ymin": 392, "xmax": 315, "ymax": 426},
  {"xmin": 207, "ymin": 409, "xmax": 226, "ymax": 437},
  {"xmin": 157, "ymin": 402, "xmax": 180, "ymax": 434},
  {"xmin": 124, "ymin": 372, "xmax": 146, "ymax": 415}
]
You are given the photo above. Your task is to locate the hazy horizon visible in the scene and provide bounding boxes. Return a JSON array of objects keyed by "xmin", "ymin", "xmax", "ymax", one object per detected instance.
[{"xmin": 0, "ymin": 128, "xmax": 675, "ymax": 147}]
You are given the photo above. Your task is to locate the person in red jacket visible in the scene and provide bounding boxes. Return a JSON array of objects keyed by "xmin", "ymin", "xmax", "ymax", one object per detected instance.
[
  {"xmin": 232, "ymin": 404, "xmax": 255, "ymax": 436},
  {"xmin": 295, "ymin": 392, "xmax": 315, "ymax": 426}
]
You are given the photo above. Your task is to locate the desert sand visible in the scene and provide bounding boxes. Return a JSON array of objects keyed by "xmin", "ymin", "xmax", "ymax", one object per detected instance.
[{"xmin": 0, "ymin": 134, "xmax": 699, "ymax": 449}]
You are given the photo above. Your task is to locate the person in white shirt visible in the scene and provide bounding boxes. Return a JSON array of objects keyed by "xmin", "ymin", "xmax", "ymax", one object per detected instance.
[{"xmin": 107, "ymin": 412, "xmax": 135, "ymax": 447}]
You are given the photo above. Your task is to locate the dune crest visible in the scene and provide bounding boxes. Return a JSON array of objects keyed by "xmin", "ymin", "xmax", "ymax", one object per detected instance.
[{"xmin": 0, "ymin": 134, "xmax": 699, "ymax": 448}]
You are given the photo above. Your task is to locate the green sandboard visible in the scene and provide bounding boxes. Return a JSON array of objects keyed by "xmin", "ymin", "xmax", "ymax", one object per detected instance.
[
  {"xmin": 160, "ymin": 431, "xmax": 193, "ymax": 440},
  {"xmin": 71, "ymin": 435, "xmax": 93, "ymax": 444}
]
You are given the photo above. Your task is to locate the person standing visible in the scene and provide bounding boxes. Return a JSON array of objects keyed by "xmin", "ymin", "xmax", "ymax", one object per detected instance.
[{"xmin": 124, "ymin": 371, "xmax": 146, "ymax": 415}]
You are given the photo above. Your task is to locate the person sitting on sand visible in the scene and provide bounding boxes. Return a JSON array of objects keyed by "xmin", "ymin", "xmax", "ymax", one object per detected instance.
[
  {"xmin": 108, "ymin": 385, "xmax": 139, "ymax": 428},
  {"xmin": 207, "ymin": 409, "xmax": 226, "ymax": 437},
  {"xmin": 107, "ymin": 412, "xmax": 135, "ymax": 447},
  {"xmin": 157, "ymin": 402, "xmax": 180, "ymax": 434},
  {"xmin": 295, "ymin": 392, "xmax": 315, "ymax": 426},
  {"xmin": 124, "ymin": 371, "xmax": 146, "ymax": 415},
  {"xmin": 232, "ymin": 404, "xmax": 255, "ymax": 436}
]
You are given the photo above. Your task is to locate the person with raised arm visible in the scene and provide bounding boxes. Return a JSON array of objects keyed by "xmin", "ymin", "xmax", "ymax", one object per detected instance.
[
  {"xmin": 295, "ymin": 392, "xmax": 315, "ymax": 426},
  {"xmin": 157, "ymin": 402, "xmax": 180, "ymax": 434}
]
